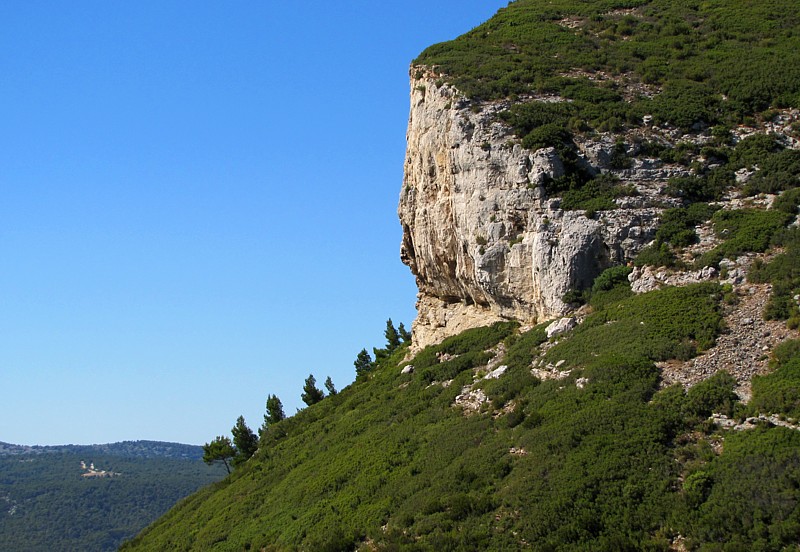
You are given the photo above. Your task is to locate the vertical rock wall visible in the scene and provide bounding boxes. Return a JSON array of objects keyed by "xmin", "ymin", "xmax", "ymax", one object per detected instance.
[{"xmin": 399, "ymin": 68, "xmax": 660, "ymax": 349}]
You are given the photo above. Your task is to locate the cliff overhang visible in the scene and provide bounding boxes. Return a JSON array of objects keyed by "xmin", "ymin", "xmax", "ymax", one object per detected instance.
[{"xmin": 399, "ymin": 67, "xmax": 666, "ymax": 349}]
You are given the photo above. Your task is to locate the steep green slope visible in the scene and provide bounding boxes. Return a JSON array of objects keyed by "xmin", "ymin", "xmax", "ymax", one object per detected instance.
[
  {"xmin": 123, "ymin": 281, "xmax": 800, "ymax": 550},
  {"xmin": 0, "ymin": 442, "xmax": 225, "ymax": 552}
]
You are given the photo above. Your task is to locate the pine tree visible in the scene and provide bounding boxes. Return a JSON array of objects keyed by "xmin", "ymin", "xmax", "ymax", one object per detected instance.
[
  {"xmin": 202, "ymin": 436, "xmax": 236, "ymax": 474},
  {"xmin": 262, "ymin": 394, "xmax": 285, "ymax": 433},
  {"xmin": 398, "ymin": 322, "xmax": 412, "ymax": 343},
  {"xmin": 231, "ymin": 416, "xmax": 258, "ymax": 467},
  {"xmin": 354, "ymin": 348, "xmax": 374, "ymax": 377},
  {"xmin": 301, "ymin": 374, "xmax": 325, "ymax": 406},
  {"xmin": 385, "ymin": 318, "xmax": 401, "ymax": 351},
  {"xmin": 324, "ymin": 376, "xmax": 337, "ymax": 396}
]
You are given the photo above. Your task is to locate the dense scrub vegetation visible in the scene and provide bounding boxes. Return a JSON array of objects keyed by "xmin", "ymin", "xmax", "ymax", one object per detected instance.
[
  {"xmin": 122, "ymin": 276, "xmax": 800, "ymax": 551},
  {"xmin": 0, "ymin": 445, "xmax": 224, "ymax": 552},
  {"xmin": 627, "ymin": 131, "xmax": 800, "ymax": 272},
  {"xmin": 417, "ymin": 0, "xmax": 800, "ymax": 216},
  {"xmin": 749, "ymin": 227, "xmax": 800, "ymax": 328},
  {"xmin": 751, "ymin": 339, "xmax": 800, "ymax": 420},
  {"xmin": 416, "ymin": 0, "xmax": 800, "ymax": 128}
]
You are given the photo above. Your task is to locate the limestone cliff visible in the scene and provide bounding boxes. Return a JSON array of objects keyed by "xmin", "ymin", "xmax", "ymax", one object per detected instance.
[{"xmin": 399, "ymin": 69, "xmax": 663, "ymax": 349}]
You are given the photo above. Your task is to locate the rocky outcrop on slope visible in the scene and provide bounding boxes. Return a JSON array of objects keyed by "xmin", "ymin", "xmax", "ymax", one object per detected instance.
[
  {"xmin": 657, "ymin": 283, "xmax": 795, "ymax": 398},
  {"xmin": 399, "ymin": 69, "xmax": 664, "ymax": 349}
]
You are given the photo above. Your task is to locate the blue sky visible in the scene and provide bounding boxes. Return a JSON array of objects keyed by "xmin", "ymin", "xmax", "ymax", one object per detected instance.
[{"xmin": 0, "ymin": 1, "xmax": 508, "ymax": 446}]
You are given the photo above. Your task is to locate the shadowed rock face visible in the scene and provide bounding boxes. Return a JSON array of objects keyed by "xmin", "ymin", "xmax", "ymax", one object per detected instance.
[{"xmin": 399, "ymin": 69, "xmax": 660, "ymax": 349}]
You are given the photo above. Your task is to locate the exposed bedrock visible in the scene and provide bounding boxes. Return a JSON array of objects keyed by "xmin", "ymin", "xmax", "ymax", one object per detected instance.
[{"xmin": 399, "ymin": 69, "xmax": 660, "ymax": 349}]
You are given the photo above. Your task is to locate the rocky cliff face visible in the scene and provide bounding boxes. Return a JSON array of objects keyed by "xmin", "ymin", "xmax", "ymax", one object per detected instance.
[{"xmin": 399, "ymin": 69, "xmax": 664, "ymax": 349}]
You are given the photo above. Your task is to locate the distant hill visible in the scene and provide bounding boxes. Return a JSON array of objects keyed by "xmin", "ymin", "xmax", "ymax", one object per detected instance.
[
  {"xmin": 0, "ymin": 440, "xmax": 225, "ymax": 552},
  {"xmin": 0, "ymin": 439, "xmax": 205, "ymax": 459}
]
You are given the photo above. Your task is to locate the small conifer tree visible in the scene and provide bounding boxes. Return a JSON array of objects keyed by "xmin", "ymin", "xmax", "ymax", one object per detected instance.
[
  {"xmin": 398, "ymin": 322, "xmax": 412, "ymax": 343},
  {"xmin": 202, "ymin": 436, "xmax": 236, "ymax": 474},
  {"xmin": 324, "ymin": 376, "xmax": 337, "ymax": 396},
  {"xmin": 231, "ymin": 416, "xmax": 258, "ymax": 467},
  {"xmin": 354, "ymin": 348, "xmax": 374, "ymax": 377},
  {"xmin": 385, "ymin": 318, "xmax": 401, "ymax": 351},
  {"xmin": 301, "ymin": 374, "xmax": 325, "ymax": 406},
  {"xmin": 262, "ymin": 394, "xmax": 285, "ymax": 432}
]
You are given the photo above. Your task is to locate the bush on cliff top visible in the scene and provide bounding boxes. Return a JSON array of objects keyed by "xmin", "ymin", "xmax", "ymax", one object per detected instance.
[{"xmin": 417, "ymin": 0, "xmax": 800, "ymax": 130}]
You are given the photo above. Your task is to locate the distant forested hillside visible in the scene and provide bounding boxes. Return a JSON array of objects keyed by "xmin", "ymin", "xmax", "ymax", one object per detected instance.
[{"xmin": 0, "ymin": 441, "xmax": 225, "ymax": 551}]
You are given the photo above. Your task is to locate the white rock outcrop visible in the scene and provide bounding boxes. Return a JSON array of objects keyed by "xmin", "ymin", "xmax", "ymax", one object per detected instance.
[
  {"xmin": 399, "ymin": 69, "xmax": 661, "ymax": 349},
  {"xmin": 545, "ymin": 317, "xmax": 577, "ymax": 339}
]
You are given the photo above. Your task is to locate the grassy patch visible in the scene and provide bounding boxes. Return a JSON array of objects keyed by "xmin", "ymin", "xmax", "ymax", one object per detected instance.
[{"xmin": 548, "ymin": 282, "xmax": 723, "ymax": 368}]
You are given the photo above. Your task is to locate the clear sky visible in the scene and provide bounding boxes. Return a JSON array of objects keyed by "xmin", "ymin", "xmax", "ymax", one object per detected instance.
[{"xmin": 0, "ymin": 1, "xmax": 508, "ymax": 446}]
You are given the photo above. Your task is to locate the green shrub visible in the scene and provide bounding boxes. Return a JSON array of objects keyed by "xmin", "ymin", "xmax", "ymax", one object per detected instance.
[
  {"xmin": 749, "ymin": 228, "xmax": 800, "ymax": 323},
  {"xmin": 609, "ymin": 140, "xmax": 632, "ymax": 169},
  {"xmin": 503, "ymin": 324, "xmax": 548, "ymax": 371},
  {"xmin": 591, "ymin": 265, "xmax": 632, "ymax": 293},
  {"xmin": 634, "ymin": 242, "xmax": 677, "ymax": 268},
  {"xmin": 682, "ymin": 470, "xmax": 714, "ymax": 508},
  {"xmin": 521, "ymin": 123, "xmax": 572, "ymax": 151},
  {"xmin": 743, "ymin": 149, "xmax": 800, "ymax": 195},
  {"xmin": 649, "ymin": 384, "xmax": 689, "ymax": 435},
  {"xmin": 410, "ymin": 321, "xmax": 518, "ymax": 383},
  {"xmin": 504, "ymin": 402, "xmax": 527, "ymax": 428},
  {"xmin": 438, "ymin": 321, "xmax": 518, "ymax": 357},
  {"xmin": 562, "ymin": 288, "xmax": 589, "ymax": 306},
  {"xmin": 729, "ymin": 133, "xmax": 784, "ymax": 170},
  {"xmin": 683, "ymin": 371, "xmax": 738, "ymax": 420},
  {"xmin": 658, "ymin": 141, "xmax": 698, "ymax": 166},
  {"xmin": 483, "ymin": 365, "xmax": 540, "ymax": 408},
  {"xmin": 694, "ymin": 208, "xmax": 792, "ymax": 268},
  {"xmin": 546, "ymin": 283, "xmax": 723, "ymax": 368},
  {"xmin": 683, "ymin": 428, "xmax": 800, "ymax": 548},
  {"xmin": 773, "ymin": 187, "xmax": 800, "ymax": 216},
  {"xmin": 588, "ymin": 265, "xmax": 634, "ymax": 309},
  {"xmin": 583, "ymin": 353, "xmax": 660, "ymax": 401},
  {"xmin": 655, "ymin": 203, "xmax": 719, "ymax": 247},
  {"xmin": 499, "ymin": 101, "xmax": 575, "ymax": 137},
  {"xmin": 772, "ymin": 339, "xmax": 800, "ymax": 367},
  {"xmin": 419, "ymin": 351, "xmax": 493, "ymax": 383},
  {"xmin": 751, "ymin": 339, "xmax": 800, "ymax": 419},
  {"xmin": 562, "ymin": 265, "xmax": 633, "ymax": 308},
  {"xmin": 649, "ymin": 80, "xmax": 721, "ymax": 129},
  {"xmin": 560, "ymin": 173, "xmax": 636, "ymax": 212},
  {"xmin": 664, "ymin": 170, "xmax": 732, "ymax": 202}
]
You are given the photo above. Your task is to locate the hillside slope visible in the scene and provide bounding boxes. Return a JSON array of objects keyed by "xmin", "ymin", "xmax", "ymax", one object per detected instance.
[
  {"xmin": 122, "ymin": 287, "xmax": 800, "ymax": 550},
  {"xmin": 123, "ymin": 1, "xmax": 800, "ymax": 550}
]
